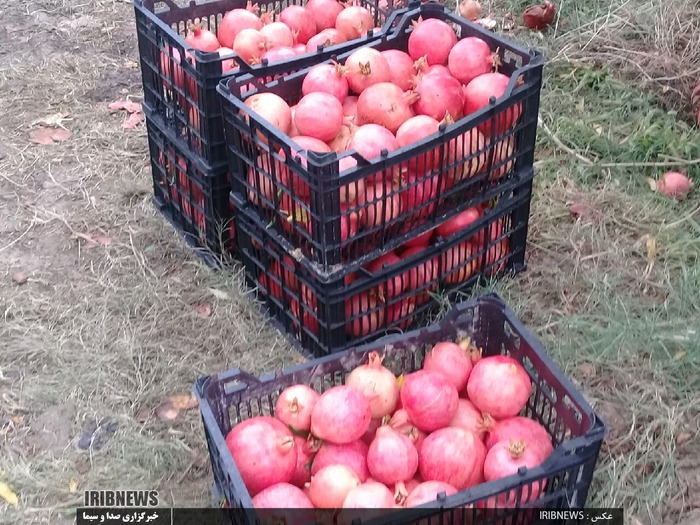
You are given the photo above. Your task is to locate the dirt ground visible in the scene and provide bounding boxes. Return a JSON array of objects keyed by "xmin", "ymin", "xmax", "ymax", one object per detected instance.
[{"xmin": 0, "ymin": 0, "xmax": 698, "ymax": 524}]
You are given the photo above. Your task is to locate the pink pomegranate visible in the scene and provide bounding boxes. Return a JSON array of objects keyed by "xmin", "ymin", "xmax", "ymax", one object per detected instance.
[
  {"xmin": 389, "ymin": 409, "xmax": 427, "ymax": 453},
  {"xmin": 422, "ymin": 339, "xmax": 475, "ymax": 392},
  {"xmin": 289, "ymin": 435, "xmax": 316, "ymax": 487},
  {"xmin": 467, "ymin": 355, "xmax": 532, "ymax": 419},
  {"xmin": 345, "ymin": 351, "xmax": 400, "ymax": 418},
  {"xmin": 449, "ymin": 399, "xmax": 488, "ymax": 440},
  {"xmin": 252, "ymin": 482, "xmax": 314, "ymax": 508},
  {"xmin": 367, "ymin": 426, "xmax": 419, "ymax": 488},
  {"xmin": 310, "ymin": 385, "xmax": 372, "ymax": 444},
  {"xmin": 308, "ymin": 464, "xmax": 361, "ymax": 508},
  {"xmin": 483, "ymin": 439, "xmax": 546, "ymax": 505},
  {"xmin": 403, "ymin": 480, "xmax": 458, "ymax": 507},
  {"xmin": 407, "ymin": 18, "xmax": 457, "ymax": 66},
  {"xmin": 419, "ymin": 427, "xmax": 480, "ymax": 489},
  {"xmin": 311, "ymin": 440, "xmax": 370, "ymax": 482},
  {"xmin": 484, "ymin": 416, "xmax": 553, "ymax": 461},
  {"xmin": 275, "ymin": 384, "xmax": 320, "ymax": 433},
  {"xmin": 225, "ymin": 416, "xmax": 297, "ymax": 496},
  {"xmin": 400, "ymin": 370, "xmax": 459, "ymax": 432}
]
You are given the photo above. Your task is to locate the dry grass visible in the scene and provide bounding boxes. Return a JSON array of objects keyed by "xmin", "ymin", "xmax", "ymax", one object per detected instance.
[{"xmin": 0, "ymin": 0, "xmax": 699, "ymax": 524}]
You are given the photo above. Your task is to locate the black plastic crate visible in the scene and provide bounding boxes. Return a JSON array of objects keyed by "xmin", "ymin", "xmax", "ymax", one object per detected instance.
[
  {"xmin": 134, "ymin": 0, "xmax": 404, "ymax": 171},
  {"xmin": 147, "ymin": 115, "xmax": 235, "ymax": 258},
  {"xmin": 233, "ymin": 167, "xmax": 534, "ymax": 356},
  {"xmin": 219, "ymin": 2, "xmax": 544, "ymax": 275},
  {"xmin": 195, "ymin": 292, "xmax": 607, "ymax": 525}
]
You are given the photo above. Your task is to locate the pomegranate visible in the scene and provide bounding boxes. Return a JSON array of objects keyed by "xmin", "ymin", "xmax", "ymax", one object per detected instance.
[
  {"xmin": 484, "ymin": 416, "xmax": 553, "ymax": 461},
  {"xmin": 458, "ymin": 0, "xmax": 482, "ymax": 21},
  {"xmin": 346, "ymin": 290, "xmax": 386, "ymax": 337},
  {"xmin": 351, "ymin": 124, "xmax": 399, "ymax": 161},
  {"xmin": 388, "ymin": 476, "xmax": 422, "ymax": 505},
  {"xmin": 252, "ymin": 482, "xmax": 314, "ymax": 508},
  {"xmin": 467, "ymin": 355, "xmax": 532, "ymax": 419},
  {"xmin": 225, "ymin": 416, "xmax": 297, "ymax": 496},
  {"xmin": 279, "ymin": 6, "xmax": 317, "ymax": 44},
  {"xmin": 441, "ymin": 241, "xmax": 477, "ymax": 285},
  {"xmin": 465, "ymin": 436, "xmax": 487, "ymax": 488},
  {"xmin": 396, "ymin": 115, "xmax": 441, "ymax": 172},
  {"xmin": 343, "ymin": 96, "xmax": 359, "ymax": 119},
  {"xmin": 399, "ymin": 171, "xmax": 439, "ymax": 219},
  {"xmin": 216, "ymin": 47, "xmax": 238, "ymax": 73},
  {"xmin": 329, "ymin": 124, "xmax": 355, "ymax": 153},
  {"xmin": 289, "ymin": 435, "xmax": 316, "ymax": 487},
  {"xmin": 306, "ymin": 28, "xmax": 347, "ymax": 53},
  {"xmin": 464, "ymin": 72, "xmax": 522, "ymax": 135},
  {"xmin": 486, "ymin": 135, "xmax": 516, "ymax": 181},
  {"xmin": 310, "ymin": 385, "xmax": 372, "ymax": 444},
  {"xmin": 275, "ymin": 384, "xmax": 320, "ymax": 433},
  {"xmin": 261, "ymin": 46, "xmax": 296, "ymax": 64},
  {"xmin": 311, "ymin": 440, "xmax": 369, "ymax": 481},
  {"xmin": 449, "ymin": 128, "xmax": 488, "ymax": 183},
  {"xmin": 389, "ymin": 409, "xmax": 427, "ymax": 453},
  {"xmin": 403, "ymin": 480, "xmax": 457, "ymax": 507},
  {"xmin": 361, "ymin": 417, "xmax": 384, "ymax": 447},
  {"xmin": 233, "ymin": 28, "xmax": 268, "ymax": 65},
  {"xmin": 279, "ymin": 135, "xmax": 331, "ymax": 197},
  {"xmin": 407, "ymin": 18, "xmax": 457, "ymax": 66},
  {"xmin": 345, "ymin": 351, "xmax": 399, "ymax": 418},
  {"xmin": 386, "ymin": 297, "xmax": 418, "ymax": 331},
  {"xmin": 294, "ymin": 92, "xmax": 344, "ymax": 142},
  {"xmin": 400, "ymin": 370, "xmax": 459, "ymax": 432},
  {"xmin": 402, "ymin": 228, "xmax": 433, "ymax": 249},
  {"xmin": 413, "ymin": 73, "xmax": 464, "ymax": 121},
  {"xmin": 448, "ymin": 37, "xmax": 496, "ymax": 85},
  {"xmin": 344, "ymin": 48, "xmax": 391, "ymax": 94},
  {"xmin": 382, "ymin": 49, "xmax": 417, "ymax": 91},
  {"xmin": 308, "ymin": 464, "xmax": 361, "ymax": 508},
  {"xmin": 366, "ymin": 252, "xmax": 404, "ymax": 300},
  {"xmin": 484, "ymin": 439, "xmax": 545, "ymax": 504},
  {"xmin": 362, "ymin": 181, "xmax": 401, "ymax": 229},
  {"xmin": 293, "ymin": 43, "xmax": 307, "ymax": 54},
  {"xmin": 523, "ymin": 1, "xmax": 557, "ymax": 30},
  {"xmin": 423, "ymin": 339, "xmax": 475, "ymax": 391},
  {"xmin": 357, "ymin": 82, "xmax": 419, "ymax": 134},
  {"xmin": 305, "ymin": 0, "xmax": 345, "ymax": 31},
  {"xmin": 341, "ymin": 481, "xmax": 396, "ymax": 508},
  {"xmin": 302, "ymin": 63, "xmax": 349, "ymax": 103},
  {"xmin": 419, "ymin": 427, "xmax": 479, "ymax": 489},
  {"xmin": 260, "ymin": 22, "xmax": 294, "ymax": 48},
  {"xmin": 436, "ymin": 207, "xmax": 481, "ymax": 240},
  {"xmin": 657, "ymin": 171, "xmax": 694, "ymax": 201},
  {"xmin": 243, "ymin": 92, "xmax": 292, "ymax": 137},
  {"xmin": 335, "ymin": 6, "xmax": 374, "ymax": 41},
  {"xmin": 400, "ymin": 246, "xmax": 438, "ymax": 296},
  {"xmin": 367, "ymin": 426, "xmax": 419, "ymax": 487},
  {"xmin": 185, "ymin": 24, "xmax": 221, "ymax": 52},
  {"xmin": 218, "ymin": 2, "xmax": 263, "ymax": 48},
  {"xmin": 449, "ymin": 399, "xmax": 487, "ymax": 440}
]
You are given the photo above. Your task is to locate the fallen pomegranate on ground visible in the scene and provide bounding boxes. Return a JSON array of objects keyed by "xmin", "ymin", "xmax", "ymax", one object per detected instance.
[{"xmin": 522, "ymin": 1, "xmax": 557, "ymax": 30}]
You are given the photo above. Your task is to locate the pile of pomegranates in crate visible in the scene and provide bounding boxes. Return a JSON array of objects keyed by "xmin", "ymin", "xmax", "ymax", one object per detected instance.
[{"xmin": 225, "ymin": 340, "xmax": 554, "ymax": 512}]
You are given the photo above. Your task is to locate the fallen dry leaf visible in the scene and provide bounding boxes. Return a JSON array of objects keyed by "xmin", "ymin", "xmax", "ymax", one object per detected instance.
[
  {"xmin": 33, "ymin": 112, "xmax": 72, "ymax": 129},
  {"xmin": 676, "ymin": 431, "xmax": 693, "ymax": 446},
  {"xmin": 11, "ymin": 272, "xmax": 29, "ymax": 285},
  {"xmin": 68, "ymin": 478, "xmax": 78, "ymax": 493},
  {"xmin": 76, "ymin": 232, "xmax": 112, "ymax": 247},
  {"xmin": 646, "ymin": 177, "xmax": 659, "ymax": 192},
  {"xmin": 645, "ymin": 236, "xmax": 657, "ymax": 262},
  {"xmin": 208, "ymin": 288, "xmax": 231, "ymax": 301},
  {"xmin": 108, "ymin": 100, "xmax": 142, "ymax": 114},
  {"xmin": 155, "ymin": 394, "xmax": 199, "ymax": 424},
  {"xmin": 123, "ymin": 112, "xmax": 144, "ymax": 130},
  {"xmin": 577, "ymin": 363, "xmax": 596, "ymax": 377},
  {"xmin": 195, "ymin": 303, "xmax": 213, "ymax": 317},
  {"xmin": 0, "ymin": 482, "xmax": 19, "ymax": 507}
]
